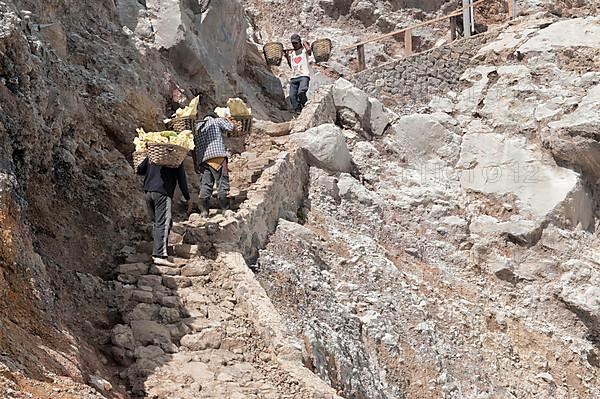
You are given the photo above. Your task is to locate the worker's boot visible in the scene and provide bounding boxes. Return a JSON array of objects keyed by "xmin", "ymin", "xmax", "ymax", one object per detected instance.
[
  {"xmin": 218, "ymin": 197, "xmax": 230, "ymax": 213},
  {"xmin": 199, "ymin": 198, "xmax": 210, "ymax": 218}
]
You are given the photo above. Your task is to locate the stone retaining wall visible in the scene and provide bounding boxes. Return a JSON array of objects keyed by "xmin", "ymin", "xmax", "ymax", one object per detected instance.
[
  {"xmin": 180, "ymin": 146, "xmax": 309, "ymax": 263},
  {"xmin": 349, "ymin": 34, "xmax": 491, "ymax": 112}
]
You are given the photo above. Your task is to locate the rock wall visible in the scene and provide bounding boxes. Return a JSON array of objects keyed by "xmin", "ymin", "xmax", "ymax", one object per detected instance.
[
  {"xmin": 0, "ymin": 0, "xmax": 289, "ymax": 395},
  {"xmin": 349, "ymin": 33, "xmax": 492, "ymax": 112}
]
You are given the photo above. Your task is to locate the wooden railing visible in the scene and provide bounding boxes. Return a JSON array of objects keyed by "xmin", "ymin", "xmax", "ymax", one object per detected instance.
[{"xmin": 342, "ymin": 0, "xmax": 516, "ymax": 72}]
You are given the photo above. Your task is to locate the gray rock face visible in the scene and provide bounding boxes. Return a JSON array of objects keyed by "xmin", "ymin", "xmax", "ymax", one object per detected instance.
[
  {"xmin": 116, "ymin": 0, "xmax": 148, "ymax": 34},
  {"xmin": 548, "ymin": 85, "xmax": 600, "ymax": 179},
  {"xmin": 518, "ymin": 16, "xmax": 600, "ymax": 52},
  {"xmin": 291, "ymin": 124, "xmax": 354, "ymax": 173},
  {"xmin": 458, "ymin": 133, "xmax": 594, "ymax": 230}
]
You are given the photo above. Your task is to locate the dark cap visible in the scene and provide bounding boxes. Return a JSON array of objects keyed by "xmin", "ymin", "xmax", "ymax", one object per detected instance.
[{"xmin": 290, "ymin": 33, "xmax": 301, "ymax": 43}]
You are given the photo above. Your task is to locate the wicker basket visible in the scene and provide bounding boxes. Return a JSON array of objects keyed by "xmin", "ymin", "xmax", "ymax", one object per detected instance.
[
  {"xmin": 233, "ymin": 115, "xmax": 252, "ymax": 135},
  {"xmin": 133, "ymin": 150, "xmax": 148, "ymax": 169},
  {"xmin": 263, "ymin": 42, "xmax": 284, "ymax": 66},
  {"xmin": 168, "ymin": 116, "xmax": 195, "ymax": 133},
  {"xmin": 147, "ymin": 143, "xmax": 188, "ymax": 168},
  {"xmin": 311, "ymin": 38, "xmax": 332, "ymax": 63}
]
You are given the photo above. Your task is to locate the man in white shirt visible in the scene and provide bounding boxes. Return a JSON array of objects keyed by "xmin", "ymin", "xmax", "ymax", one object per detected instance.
[{"xmin": 284, "ymin": 33, "xmax": 312, "ymax": 113}]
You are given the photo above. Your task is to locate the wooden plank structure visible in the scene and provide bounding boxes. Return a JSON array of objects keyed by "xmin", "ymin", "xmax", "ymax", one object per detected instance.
[
  {"xmin": 404, "ymin": 29, "xmax": 412, "ymax": 55},
  {"xmin": 357, "ymin": 44, "xmax": 366, "ymax": 71},
  {"xmin": 342, "ymin": 0, "xmax": 514, "ymax": 71}
]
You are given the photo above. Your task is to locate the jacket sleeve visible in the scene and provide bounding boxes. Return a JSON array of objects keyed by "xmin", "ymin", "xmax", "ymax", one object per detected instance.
[
  {"xmin": 136, "ymin": 156, "xmax": 148, "ymax": 175},
  {"xmin": 177, "ymin": 164, "xmax": 191, "ymax": 201},
  {"xmin": 218, "ymin": 118, "xmax": 235, "ymax": 132}
]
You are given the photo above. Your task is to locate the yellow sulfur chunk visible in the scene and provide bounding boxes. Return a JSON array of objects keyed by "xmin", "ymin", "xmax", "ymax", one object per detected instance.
[{"xmin": 227, "ymin": 98, "xmax": 251, "ymax": 116}]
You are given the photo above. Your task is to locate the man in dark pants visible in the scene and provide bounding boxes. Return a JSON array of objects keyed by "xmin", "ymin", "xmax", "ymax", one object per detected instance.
[
  {"xmin": 192, "ymin": 113, "xmax": 235, "ymax": 217},
  {"xmin": 285, "ymin": 33, "xmax": 312, "ymax": 113},
  {"xmin": 136, "ymin": 157, "xmax": 192, "ymax": 267}
]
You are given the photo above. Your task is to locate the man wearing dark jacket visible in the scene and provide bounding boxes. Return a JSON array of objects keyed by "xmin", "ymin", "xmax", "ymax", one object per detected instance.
[{"xmin": 136, "ymin": 157, "xmax": 192, "ymax": 267}]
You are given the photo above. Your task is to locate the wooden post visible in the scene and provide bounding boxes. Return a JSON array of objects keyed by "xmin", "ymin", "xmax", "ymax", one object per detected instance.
[
  {"xmin": 404, "ymin": 29, "xmax": 412, "ymax": 55},
  {"xmin": 508, "ymin": 0, "xmax": 515, "ymax": 19},
  {"xmin": 357, "ymin": 44, "xmax": 366, "ymax": 72},
  {"xmin": 462, "ymin": 0, "xmax": 472, "ymax": 38},
  {"xmin": 450, "ymin": 16, "xmax": 457, "ymax": 41}
]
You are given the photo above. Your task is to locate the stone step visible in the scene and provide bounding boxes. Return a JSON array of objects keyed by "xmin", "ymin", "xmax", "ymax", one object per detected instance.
[
  {"xmin": 125, "ymin": 253, "xmax": 152, "ymax": 263},
  {"xmin": 149, "ymin": 265, "xmax": 181, "ymax": 276},
  {"xmin": 172, "ymin": 243, "xmax": 200, "ymax": 259},
  {"xmin": 117, "ymin": 263, "xmax": 149, "ymax": 276},
  {"xmin": 162, "ymin": 276, "xmax": 192, "ymax": 289}
]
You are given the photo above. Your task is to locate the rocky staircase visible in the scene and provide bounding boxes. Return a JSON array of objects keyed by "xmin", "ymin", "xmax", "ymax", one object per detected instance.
[
  {"xmin": 107, "ymin": 126, "xmax": 341, "ymax": 398},
  {"xmin": 112, "ymin": 232, "xmax": 312, "ymax": 398}
]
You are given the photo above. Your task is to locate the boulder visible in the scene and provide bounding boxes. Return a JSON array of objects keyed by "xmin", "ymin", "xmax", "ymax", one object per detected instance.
[
  {"xmin": 124, "ymin": 303, "xmax": 161, "ymax": 323},
  {"xmin": 89, "ymin": 375, "xmax": 112, "ymax": 393},
  {"xmin": 130, "ymin": 320, "xmax": 172, "ymax": 346},
  {"xmin": 556, "ymin": 260, "xmax": 600, "ymax": 332},
  {"xmin": 469, "ymin": 215, "xmax": 543, "ymax": 246},
  {"xmin": 491, "ymin": 257, "xmax": 516, "ymax": 283},
  {"xmin": 253, "ymin": 120, "xmax": 292, "ymax": 137},
  {"xmin": 333, "ymin": 78, "xmax": 369, "ymax": 120},
  {"xmin": 292, "ymin": 86, "xmax": 336, "ymax": 133},
  {"xmin": 291, "ymin": 124, "xmax": 354, "ymax": 173},
  {"xmin": 315, "ymin": 174, "xmax": 341, "ymax": 202},
  {"xmin": 118, "ymin": 263, "xmax": 149, "ymax": 276},
  {"xmin": 351, "ymin": 1, "xmax": 377, "ymax": 26},
  {"xmin": 458, "ymin": 133, "xmax": 594, "ymax": 230},
  {"xmin": 388, "ymin": 113, "xmax": 460, "ymax": 164},
  {"xmin": 134, "ymin": 345, "xmax": 165, "ymax": 360},
  {"xmin": 332, "ymin": 78, "xmax": 397, "ymax": 137},
  {"xmin": 180, "ymin": 328, "xmax": 224, "ymax": 350},
  {"xmin": 181, "ymin": 259, "xmax": 213, "ymax": 277},
  {"xmin": 112, "ymin": 324, "xmax": 135, "ymax": 350},
  {"xmin": 368, "ymin": 97, "xmax": 396, "ymax": 136}
]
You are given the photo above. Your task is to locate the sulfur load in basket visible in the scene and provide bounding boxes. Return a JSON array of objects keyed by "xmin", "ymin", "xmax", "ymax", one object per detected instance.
[
  {"xmin": 133, "ymin": 150, "xmax": 147, "ymax": 169},
  {"xmin": 133, "ymin": 128, "xmax": 194, "ymax": 168},
  {"xmin": 168, "ymin": 116, "xmax": 195, "ymax": 133},
  {"xmin": 311, "ymin": 38, "xmax": 332, "ymax": 63},
  {"xmin": 147, "ymin": 143, "xmax": 189, "ymax": 168},
  {"xmin": 232, "ymin": 115, "xmax": 252, "ymax": 135},
  {"xmin": 215, "ymin": 98, "xmax": 253, "ymax": 136},
  {"xmin": 263, "ymin": 42, "xmax": 284, "ymax": 66},
  {"xmin": 164, "ymin": 96, "xmax": 199, "ymax": 132}
]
